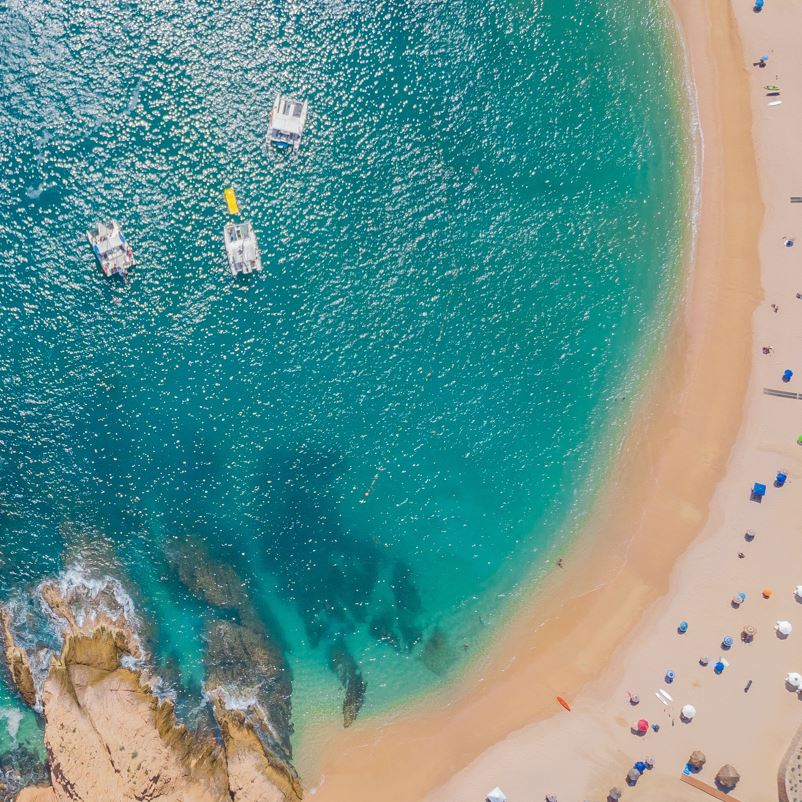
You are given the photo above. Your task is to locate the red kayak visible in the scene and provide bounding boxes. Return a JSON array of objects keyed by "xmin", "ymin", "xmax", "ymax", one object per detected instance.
[{"xmin": 557, "ymin": 696, "xmax": 571, "ymax": 711}]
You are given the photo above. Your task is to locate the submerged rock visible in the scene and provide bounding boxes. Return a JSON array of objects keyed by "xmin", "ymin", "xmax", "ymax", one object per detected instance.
[
  {"xmin": 420, "ymin": 627, "xmax": 458, "ymax": 676},
  {"xmin": 328, "ymin": 640, "xmax": 367, "ymax": 728},
  {"xmin": 167, "ymin": 538, "xmax": 248, "ymax": 612}
]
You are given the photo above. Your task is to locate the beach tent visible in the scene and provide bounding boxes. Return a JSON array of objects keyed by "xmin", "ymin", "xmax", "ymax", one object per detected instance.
[
  {"xmin": 485, "ymin": 788, "xmax": 507, "ymax": 802},
  {"xmin": 786, "ymin": 672, "xmax": 802, "ymax": 688},
  {"xmin": 777, "ymin": 620, "xmax": 793, "ymax": 636},
  {"xmin": 681, "ymin": 704, "xmax": 696, "ymax": 720},
  {"xmin": 689, "ymin": 751, "xmax": 706, "ymax": 769},
  {"xmin": 715, "ymin": 765, "xmax": 740, "ymax": 790}
]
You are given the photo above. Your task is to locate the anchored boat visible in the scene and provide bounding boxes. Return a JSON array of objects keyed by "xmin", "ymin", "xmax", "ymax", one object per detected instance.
[
  {"xmin": 87, "ymin": 220, "xmax": 134, "ymax": 278},
  {"xmin": 224, "ymin": 221, "xmax": 262, "ymax": 276},
  {"xmin": 266, "ymin": 94, "xmax": 308, "ymax": 152}
]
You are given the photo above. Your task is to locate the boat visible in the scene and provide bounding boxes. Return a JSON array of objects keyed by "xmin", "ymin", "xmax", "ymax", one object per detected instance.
[
  {"xmin": 87, "ymin": 220, "xmax": 134, "ymax": 278},
  {"xmin": 224, "ymin": 221, "xmax": 262, "ymax": 276},
  {"xmin": 224, "ymin": 187, "xmax": 240, "ymax": 215},
  {"xmin": 556, "ymin": 696, "xmax": 571, "ymax": 711},
  {"xmin": 266, "ymin": 94, "xmax": 309, "ymax": 152}
]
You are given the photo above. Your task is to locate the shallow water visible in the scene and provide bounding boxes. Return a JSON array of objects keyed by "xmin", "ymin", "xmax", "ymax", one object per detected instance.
[{"xmin": 0, "ymin": 0, "xmax": 689, "ymax": 768}]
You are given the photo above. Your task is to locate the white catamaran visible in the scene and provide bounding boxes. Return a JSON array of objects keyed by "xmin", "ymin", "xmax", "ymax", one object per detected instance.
[
  {"xmin": 87, "ymin": 220, "xmax": 134, "ymax": 278},
  {"xmin": 266, "ymin": 94, "xmax": 309, "ymax": 152},
  {"xmin": 224, "ymin": 221, "xmax": 263, "ymax": 276}
]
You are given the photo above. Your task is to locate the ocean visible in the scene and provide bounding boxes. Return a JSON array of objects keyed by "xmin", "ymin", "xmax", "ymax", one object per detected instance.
[{"xmin": 0, "ymin": 0, "xmax": 691, "ymax": 780}]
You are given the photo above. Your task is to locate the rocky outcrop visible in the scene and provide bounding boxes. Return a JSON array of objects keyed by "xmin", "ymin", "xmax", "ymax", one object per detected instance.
[
  {"xmin": 2, "ymin": 573, "xmax": 303, "ymax": 802},
  {"xmin": 16, "ymin": 787, "xmax": 55, "ymax": 802},
  {"xmin": 0, "ymin": 610, "xmax": 36, "ymax": 706},
  {"xmin": 204, "ymin": 619, "xmax": 294, "ymax": 762},
  {"xmin": 213, "ymin": 704, "xmax": 303, "ymax": 802}
]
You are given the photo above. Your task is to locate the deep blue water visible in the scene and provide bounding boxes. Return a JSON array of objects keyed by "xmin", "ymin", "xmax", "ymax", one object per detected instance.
[{"xmin": 0, "ymin": 0, "xmax": 690, "ymax": 773}]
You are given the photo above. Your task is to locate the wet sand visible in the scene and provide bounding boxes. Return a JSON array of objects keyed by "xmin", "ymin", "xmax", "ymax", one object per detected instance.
[{"xmin": 306, "ymin": 0, "xmax": 776, "ymax": 797}]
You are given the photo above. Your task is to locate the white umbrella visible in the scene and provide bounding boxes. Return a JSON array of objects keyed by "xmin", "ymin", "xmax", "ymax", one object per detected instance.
[
  {"xmin": 795, "ymin": 586, "xmax": 802, "ymax": 599},
  {"xmin": 681, "ymin": 704, "xmax": 696, "ymax": 720},
  {"xmin": 486, "ymin": 788, "xmax": 507, "ymax": 802},
  {"xmin": 786, "ymin": 672, "xmax": 802, "ymax": 688},
  {"xmin": 777, "ymin": 620, "xmax": 793, "ymax": 636}
]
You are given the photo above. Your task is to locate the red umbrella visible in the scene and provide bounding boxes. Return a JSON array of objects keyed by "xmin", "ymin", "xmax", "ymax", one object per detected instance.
[{"xmin": 637, "ymin": 719, "xmax": 649, "ymax": 733}]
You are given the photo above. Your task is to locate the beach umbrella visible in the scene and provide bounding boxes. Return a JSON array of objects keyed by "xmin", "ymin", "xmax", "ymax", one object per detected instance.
[
  {"xmin": 681, "ymin": 704, "xmax": 697, "ymax": 720},
  {"xmin": 794, "ymin": 585, "xmax": 802, "ymax": 599},
  {"xmin": 608, "ymin": 789, "xmax": 622, "ymax": 801},
  {"xmin": 742, "ymin": 625, "xmax": 756, "ymax": 641},
  {"xmin": 777, "ymin": 620, "xmax": 793, "ymax": 636},
  {"xmin": 732, "ymin": 592, "xmax": 746, "ymax": 606},
  {"xmin": 764, "ymin": 588, "xmax": 774, "ymax": 598},
  {"xmin": 637, "ymin": 719, "xmax": 649, "ymax": 733},
  {"xmin": 722, "ymin": 635, "xmax": 733, "ymax": 649},
  {"xmin": 485, "ymin": 788, "xmax": 507, "ymax": 802},
  {"xmin": 716, "ymin": 765, "xmax": 740, "ymax": 789},
  {"xmin": 545, "ymin": 796, "xmax": 558, "ymax": 802},
  {"xmin": 626, "ymin": 768, "xmax": 641, "ymax": 784},
  {"xmin": 786, "ymin": 672, "xmax": 802, "ymax": 688},
  {"xmin": 689, "ymin": 751, "xmax": 706, "ymax": 769}
]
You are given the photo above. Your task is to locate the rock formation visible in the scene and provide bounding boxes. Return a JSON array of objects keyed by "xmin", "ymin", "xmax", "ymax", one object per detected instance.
[
  {"xmin": 327, "ymin": 640, "xmax": 367, "ymax": 727},
  {"xmin": 1, "ymin": 574, "xmax": 303, "ymax": 802}
]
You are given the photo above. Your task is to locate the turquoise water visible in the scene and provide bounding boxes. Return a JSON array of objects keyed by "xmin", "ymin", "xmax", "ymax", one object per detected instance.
[{"xmin": 0, "ymin": 0, "xmax": 690, "ymax": 775}]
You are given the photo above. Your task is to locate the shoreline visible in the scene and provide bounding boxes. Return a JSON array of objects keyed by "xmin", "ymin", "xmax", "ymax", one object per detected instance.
[{"xmin": 307, "ymin": 0, "xmax": 764, "ymax": 797}]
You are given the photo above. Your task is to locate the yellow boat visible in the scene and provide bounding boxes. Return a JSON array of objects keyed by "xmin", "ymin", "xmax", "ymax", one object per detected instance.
[{"xmin": 224, "ymin": 187, "xmax": 239, "ymax": 215}]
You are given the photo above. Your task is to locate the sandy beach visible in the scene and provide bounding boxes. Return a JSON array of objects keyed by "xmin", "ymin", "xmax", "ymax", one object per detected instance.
[{"xmin": 308, "ymin": 0, "xmax": 802, "ymax": 798}]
